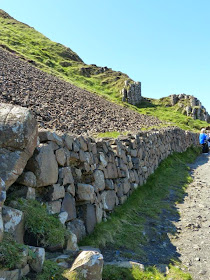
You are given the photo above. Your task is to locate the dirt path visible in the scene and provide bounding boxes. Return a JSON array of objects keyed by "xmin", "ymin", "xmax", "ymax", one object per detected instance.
[
  {"xmin": 171, "ymin": 153, "xmax": 210, "ymax": 280},
  {"xmin": 103, "ymin": 153, "xmax": 210, "ymax": 279}
]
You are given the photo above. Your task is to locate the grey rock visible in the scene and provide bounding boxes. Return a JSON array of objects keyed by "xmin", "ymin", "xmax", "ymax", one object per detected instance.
[
  {"xmin": 70, "ymin": 250, "xmax": 104, "ymax": 280},
  {"xmin": 77, "ymin": 204, "xmax": 97, "ymax": 234},
  {"xmin": 2, "ymin": 206, "xmax": 24, "ymax": 243},
  {"xmin": 77, "ymin": 183, "xmax": 95, "ymax": 202},
  {"xmin": 61, "ymin": 193, "xmax": 76, "ymax": 221},
  {"xmin": 67, "ymin": 219, "xmax": 86, "ymax": 242},
  {"xmin": 29, "ymin": 246, "xmax": 45, "ymax": 273},
  {"xmin": 16, "ymin": 171, "xmax": 37, "ymax": 188},
  {"xmin": 0, "ymin": 103, "xmax": 38, "ymax": 190},
  {"xmin": 26, "ymin": 143, "xmax": 58, "ymax": 187}
]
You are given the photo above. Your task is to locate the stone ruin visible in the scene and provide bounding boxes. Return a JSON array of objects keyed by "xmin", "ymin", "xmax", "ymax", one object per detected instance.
[
  {"xmin": 170, "ymin": 94, "xmax": 210, "ymax": 123},
  {"xmin": 121, "ymin": 80, "xmax": 142, "ymax": 105}
]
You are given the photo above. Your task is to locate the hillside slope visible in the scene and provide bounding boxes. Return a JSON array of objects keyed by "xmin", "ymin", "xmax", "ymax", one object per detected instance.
[
  {"xmin": 0, "ymin": 9, "xmax": 209, "ymax": 133},
  {"xmin": 0, "ymin": 46, "xmax": 162, "ymax": 134},
  {"xmin": 0, "ymin": 9, "xmax": 132, "ymax": 103}
]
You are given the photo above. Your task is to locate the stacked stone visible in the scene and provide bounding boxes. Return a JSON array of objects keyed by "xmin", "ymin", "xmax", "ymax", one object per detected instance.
[
  {"xmin": 10, "ymin": 127, "xmax": 199, "ymax": 244},
  {"xmin": 122, "ymin": 80, "xmax": 142, "ymax": 105}
]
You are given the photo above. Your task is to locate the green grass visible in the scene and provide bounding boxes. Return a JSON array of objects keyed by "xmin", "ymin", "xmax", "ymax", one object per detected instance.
[
  {"xmin": 102, "ymin": 264, "xmax": 192, "ymax": 280},
  {"xmin": 13, "ymin": 199, "xmax": 68, "ymax": 249},
  {"xmin": 96, "ymin": 131, "xmax": 129, "ymax": 138},
  {"xmin": 36, "ymin": 260, "xmax": 66, "ymax": 280},
  {"xmin": 135, "ymin": 98, "xmax": 208, "ymax": 132},
  {"xmin": 0, "ymin": 233, "xmax": 28, "ymax": 270}
]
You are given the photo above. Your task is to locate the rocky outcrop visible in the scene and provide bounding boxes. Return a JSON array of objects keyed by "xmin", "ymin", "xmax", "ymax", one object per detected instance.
[
  {"xmin": 121, "ymin": 80, "xmax": 142, "ymax": 105},
  {"xmin": 170, "ymin": 94, "xmax": 210, "ymax": 123},
  {"xmin": 0, "ymin": 47, "xmax": 161, "ymax": 134}
]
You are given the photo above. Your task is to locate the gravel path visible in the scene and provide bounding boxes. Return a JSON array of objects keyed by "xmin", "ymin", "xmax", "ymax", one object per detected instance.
[{"xmin": 171, "ymin": 153, "xmax": 210, "ymax": 280}]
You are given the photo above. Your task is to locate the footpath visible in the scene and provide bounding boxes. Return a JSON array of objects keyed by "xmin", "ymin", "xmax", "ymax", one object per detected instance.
[
  {"xmin": 171, "ymin": 153, "xmax": 210, "ymax": 280},
  {"xmin": 102, "ymin": 152, "xmax": 210, "ymax": 280}
]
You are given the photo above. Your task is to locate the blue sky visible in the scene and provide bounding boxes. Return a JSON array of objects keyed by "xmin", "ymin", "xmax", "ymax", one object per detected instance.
[{"xmin": 1, "ymin": 0, "xmax": 210, "ymax": 112}]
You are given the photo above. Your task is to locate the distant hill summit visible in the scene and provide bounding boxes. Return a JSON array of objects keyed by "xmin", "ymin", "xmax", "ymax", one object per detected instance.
[{"xmin": 0, "ymin": 9, "xmax": 141, "ymax": 105}]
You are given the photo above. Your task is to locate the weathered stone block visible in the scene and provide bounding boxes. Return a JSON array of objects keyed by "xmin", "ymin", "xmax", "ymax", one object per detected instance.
[
  {"xmin": 58, "ymin": 166, "xmax": 74, "ymax": 186},
  {"xmin": 65, "ymin": 231, "xmax": 79, "ymax": 251},
  {"xmin": 66, "ymin": 218, "xmax": 86, "ymax": 242},
  {"xmin": 106, "ymin": 163, "xmax": 118, "ymax": 179},
  {"xmin": 39, "ymin": 129, "xmax": 63, "ymax": 146},
  {"xmin": 77, "ymin": 183, "xmax": 95, "ymax": 202},
  {"xmin": 3, "ymin": 206, "xmax": 24, "ymax": 243},
  {"xmin": 17, "ymin": 171, "xmax": 37, "ymax": 188},
  {"xmin": 0, "ymin": 103, "xmax": 38, "ymax": 190},
  {"xmin": 101, "ymin": 190, "xmax": 116, "ymax": 211},
  {"xmin": 94, "ymin": 170, "xmax": 105, "ymax": 191},
  {"xmin": 46, "ymin": 200, "xmax": 61, "ymax": 214},
  {"xmin": 69, "ymin": 250, "xmax": 103, "ymax": 280},
  {"xmin": 26, "ymin": 143, "xmax": 58, "ymax": 187},
  {"xmin": 77, "ymin": 204, "xmax": 97, "ymax": 234},
  {"xmin": 29, "ymin": 246, "xmax": 45, "ymax": 273},
  {"xmin": 45, "ymin": 184, "xmax": 65, "ymax": 201},
  {"xmin": 61, "ymin": 193, "xmax": 76, "ymax": 221},
  {"xmin": 55, "ymin": 148, "xmax": 66, "ymax": 166}
]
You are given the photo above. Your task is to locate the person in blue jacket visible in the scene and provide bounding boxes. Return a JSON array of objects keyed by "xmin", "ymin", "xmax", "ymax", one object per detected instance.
[{"xmin": 199, "ymin": 128, "xmax": 208, "ymax": 154}]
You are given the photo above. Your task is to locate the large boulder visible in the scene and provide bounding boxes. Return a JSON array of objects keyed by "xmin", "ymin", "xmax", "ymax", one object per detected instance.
[
  {"xmin": 68, "ymin": 250, "xmax": 104, "ymax": 280},
  {"xmin": 0, "ymin": 103, "xmax": 38, "ymax": 190}
]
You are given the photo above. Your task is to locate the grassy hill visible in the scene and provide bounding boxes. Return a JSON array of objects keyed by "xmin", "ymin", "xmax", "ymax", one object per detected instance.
[
  {"xmin": 0, "ymin": 9, "xmax": 130, "ymax": 103},
  {"xmin": 0, "ymin": 9, "xmax": 208, "ymax": 133}
]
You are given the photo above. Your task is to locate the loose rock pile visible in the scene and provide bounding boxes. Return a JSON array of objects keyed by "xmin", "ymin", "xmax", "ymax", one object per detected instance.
[{"xmin": 0, "ymin": 47, "xmax": 162, "ymax": 135}]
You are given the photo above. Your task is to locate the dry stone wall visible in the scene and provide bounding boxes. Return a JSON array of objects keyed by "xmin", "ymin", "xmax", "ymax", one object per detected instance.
[{"xmin": 11, "ymin": 127, "xmax": 199, "ymax": 241}]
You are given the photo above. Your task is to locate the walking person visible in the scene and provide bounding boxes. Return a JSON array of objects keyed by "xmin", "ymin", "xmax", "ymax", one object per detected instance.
[{"xmin": 199, "ymin": 128, "xmax": 209, "ymax": 154}]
